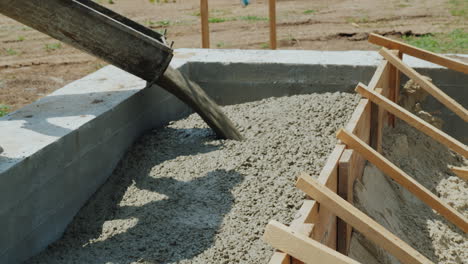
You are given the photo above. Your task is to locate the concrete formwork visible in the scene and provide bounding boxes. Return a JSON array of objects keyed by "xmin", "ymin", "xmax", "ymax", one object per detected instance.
[{"xmin": 0, "ymin": 49, "xmax": 466, "ymax": 263}]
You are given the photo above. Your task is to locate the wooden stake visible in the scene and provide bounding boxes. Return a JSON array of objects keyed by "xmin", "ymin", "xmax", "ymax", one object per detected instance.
[
  {"xmin": 269, "ymin": 0, "xmax": 277, "ymax": 49},
  {"xmin": 336, "ymin": 129, "xmax": 468, "ymax": 233},
  {"xmin": 368, "ymin": 33, "xmax": 468, "ymax": 74},
  {"xmin": 355, "ymin": 83, "xmax": 468, "ymax": 158},
  {"xmin": 449, "ymin": 166, "xmax": 468, "ymax": 180},
  {"xmin": 200, "ymin": 0, "xmax": 210, "ymax": 48},
  {"xmin": 263, "ymin": 220, "xmax": 360, "ymax": 264},
  {"xmin": 296, "ymin": 174, "xmax": 433, "ymax": 264},
  {"xmin": 379, "ymin": 48, "xmax": 468, "ymax": 122}
]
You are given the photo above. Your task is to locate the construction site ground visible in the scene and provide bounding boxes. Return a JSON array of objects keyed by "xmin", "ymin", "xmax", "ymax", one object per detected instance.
[{"xmin": 0, "ymin": 0, "xmax": 467, "ymax": 112}]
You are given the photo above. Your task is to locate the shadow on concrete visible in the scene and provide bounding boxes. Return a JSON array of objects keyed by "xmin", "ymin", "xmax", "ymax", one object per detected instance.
[{"xmin": 27, "ymin": 127, "xmax": 244, "ymax": 264}]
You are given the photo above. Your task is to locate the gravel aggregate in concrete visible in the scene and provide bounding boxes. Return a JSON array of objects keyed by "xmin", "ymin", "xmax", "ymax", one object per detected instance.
[{"xmin": 27, "ymin": 92, "xmax": 358, "ymax": 264}]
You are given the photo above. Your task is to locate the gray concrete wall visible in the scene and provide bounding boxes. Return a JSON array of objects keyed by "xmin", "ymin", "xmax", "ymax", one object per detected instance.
[{"xmin": 0, "ymin": 49, "xmax": 466, "ymax": 263}]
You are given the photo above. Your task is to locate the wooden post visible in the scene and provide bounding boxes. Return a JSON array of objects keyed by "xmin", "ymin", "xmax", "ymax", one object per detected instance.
[
  {"xmin": 200, "ymin": 0, "xmax": 210, "ymax": 48},
  {"xmin": 269, "ymin": 0, "xmax": 277, "ymax": 49}
]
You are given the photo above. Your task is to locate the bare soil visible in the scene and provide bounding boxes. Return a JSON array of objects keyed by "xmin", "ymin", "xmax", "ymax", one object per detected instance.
[{"xmin": 0, "ymin": 0, "xmax": 466, "ymax": 111}]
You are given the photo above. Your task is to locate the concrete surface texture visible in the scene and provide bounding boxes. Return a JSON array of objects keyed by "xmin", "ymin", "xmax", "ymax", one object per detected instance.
[
  {"xmin": 27, "ymin": 93, "xmax": 359, "ymax": 263},
  {"xmin": 349, "ymin": 122, "xmax": 468, "ymax": 264},
  {"xmin": 0, "ymin": 49, "xmax": 466, "ymax": 263}
]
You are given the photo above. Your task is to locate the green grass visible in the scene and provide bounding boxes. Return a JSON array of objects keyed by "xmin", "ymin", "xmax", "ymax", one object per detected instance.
[
  {"xmin": 303, "ymin": 9, "xmax": 317, "ymax": 14},
  {"xmin": 0, "ymin": 105, "xmax": 9, "ymax": 117},
  {"xmin": 44, "ymin": 43, "xmax": 62, "ymax": 51},
  {"xmin": 5, "ymin": 48, "xmax": 18, "ymax": 56},
  {"xmin": 448, "ymin": 0, "xmax": 467, "ymax": 18},
  {"xmin": 397, "ymin": 3, "xmax": 411, "ymax": 8},
  {"xmin": 145, "ymin": 20, "xmax": 171, "ymax": 27},
  {"xmin": 239, "ymin": 15, "xmax": 268, "ymax": 21},
  {"xmin": 216, "ymin": 42, "xmax": 225, "ymax": 48},
  {"xmin": 17, "ymin": 36, "xmax": 25, "ymax": 41},
  {"xmin": 260, "ymin": 43, "xmax": 269, "ymax": 49},
  {"xmin": 402, "ymin": 29, "xmax": 468, "ymax": 53},
  {"xmin": 208, "ymin": 17, "xmax": 228, "ymax": 23}
]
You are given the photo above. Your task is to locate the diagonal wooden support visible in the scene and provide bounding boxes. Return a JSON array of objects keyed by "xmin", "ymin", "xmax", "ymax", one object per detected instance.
[
  {"xmin": 296, "ymin": 174, "xmax": 433, "ymax": 264},
  {"xmin": 379, "ymin": 48, "xmax": 468, "ymax": 122},
  {"xmin": 368, "ymin": 33, "xmax": 468, "ymax": 74},
  {"xmin": 336, "ymin": 129, "xmax": 468, "ymax": 233},
  {"xmin": 449, "ymin": 166, "xmax": 468, "ymax": 180},
  {"xmin": 263, "ymin": 220, "xmax": 360, "ymax": 264},
  {"xmin": 355, "ymin": 83, "xmax": 468, "ymax": 158}
]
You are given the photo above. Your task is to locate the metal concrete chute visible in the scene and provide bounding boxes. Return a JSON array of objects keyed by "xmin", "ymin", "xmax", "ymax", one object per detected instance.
[{"xmin": 0, "ymin": 0, "xmax": 243, "ymax": 140}]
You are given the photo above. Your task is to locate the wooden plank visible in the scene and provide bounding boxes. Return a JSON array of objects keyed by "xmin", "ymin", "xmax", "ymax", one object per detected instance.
[
  {"xmin": 368, "ymin": 33, "xmax": 468, "ymax": 74},
  {"xmin": 263, "ymin": 221, "xmax": 360, "ymax": 264},
  {"xmin": 388, "ymin": 50, "xmax": 401, "ymax": 127},
  {"xmin": 269, "ymin": 0, "xmax": 277, "ymax": 49},
  {"xmin": 336, "ymin": 129, "xmax": 468, "ymax": 233},
  {"xmin": 367, "ymin": 60, "xmax": 391, "ymax": 152},
  {"xmin": 271, "ymin": 144, "xmax": 345, "ymax": 263},
  {"xmin": 296, "ymin": 174, "xmax": 433, "ymax": 264},
  {"xmin": 368, "ymin": 60, "xmax": 391, "ymax": 91},
  {"xmin": 200, "ymin": 0, "xmax": 210, "ymax": 48},
  {"xmin": 449, "ymin": 166, "xmax": 468, "ymax": 180},
  {"xmin": 374, "ymin": 88, "xmax": 385, "ymax": 153},
  {"xmin": 290, "ymin": 200, "xmax": 317, "ymax": 234},
  {"xmin": 314, "ymin": 144, "xmax": 345, "ymax": 249},
  {"xmin": 355, "ymin": 83, "xmax": 468, "ymax": 158},
  {"xmin": 338, "ymin": 149, "xmax": 366, "ymax": 255},
  {"xmin": 269, "ymin": 252, "xmax": 291, "ymax": 264},
  {"xmin": 380, "ymin": 48, "xmax": 468, "ymax": 122},
  {"xmin": 337, "ymin": 149, "xmax": 352, "ymax": 255},
  {"xmin": 345, "ymin": 99, "xmax": 371, "ymax": 144},
  {"xmin": 271, "ymin": 200, "xmax": 318, "ymax": 264},
  {"xmin": 393, "ymin": 51, "xmax": 403, "ymax": 127}
]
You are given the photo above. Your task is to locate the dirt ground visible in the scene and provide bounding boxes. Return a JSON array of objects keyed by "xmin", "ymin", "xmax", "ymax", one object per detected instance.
[{"xmin": 0, "ymin": 0, "xmax": 466, "ymax": 111}]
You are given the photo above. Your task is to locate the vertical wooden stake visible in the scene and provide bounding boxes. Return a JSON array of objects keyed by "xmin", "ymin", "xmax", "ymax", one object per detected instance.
[
  {"xmin": 269, "ymin": 0, "xmax": 277, "ymax": 49},
  {"xmin": 200, "ymin": 0, "xmax": 210, "ymax": 48}
]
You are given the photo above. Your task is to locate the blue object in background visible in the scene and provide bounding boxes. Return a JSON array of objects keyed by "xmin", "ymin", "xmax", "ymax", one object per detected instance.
[{"xmin": 241, "ymin": 0, "xmax": 250, "ymax": 7}]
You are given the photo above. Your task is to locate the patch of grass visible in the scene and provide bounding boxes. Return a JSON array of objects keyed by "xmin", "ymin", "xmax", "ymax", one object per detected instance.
[
  {"xmin": 303, "ymin": 9, "xmax": 317, "ymax": 14},
  {"xmin": 260, "ymin": 43, "xmax": 269, "ymax": 49},
  {"xmin": 0, "ymin": 105, "xmax": 9, "ymax": 117},
  {"xmin": 402, "ymin": 29, "xmax": 468, "ymax": 53},
  {"xmin": 216, "ymin": 42, "xmax": 225, "ymax": 48},
  {"xmin": 397, "ymin": 3, "xmax": 410, "ymax": 8},
  {"xmin": 158, "ymin": 20, "xmax": 171, "ymax": 26},
  {"xmin": 146, "ymin": 20, "xmax": 171, "ymax": 27},
  {"xmin": 239, "ymin": 15, "xmax": 268, "ymax": 21},
  {"xmin": 5, "ymin": 48, "xmax": 18, "ymax": 56},
  {"xmin": 448, "ymin": 0, "xmax": 467, "ymax": 18},
  {"xmin": 17, "ymin": 36, "xmax": 25, "ymax": 41},
  {"xmin": 208, "ymin": 17, "xmax": 228, "ymax": 23},
  {"xmin": 44, "ymin": 43, "xmax": 62, "ymax": 51}
]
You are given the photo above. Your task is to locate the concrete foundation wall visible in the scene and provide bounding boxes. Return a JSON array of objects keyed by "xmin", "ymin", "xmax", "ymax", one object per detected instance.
[{"xmin": 0, "ymin": 49, "xmax": 466, "ymax": 263}]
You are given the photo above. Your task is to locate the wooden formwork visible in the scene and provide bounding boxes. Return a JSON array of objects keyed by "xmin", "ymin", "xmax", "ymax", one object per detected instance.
[
  {"xmin": 266, "ymin": 54, "xmax": 397, "ymax": 264},
  {"xmin": 264, "ymin": 35, "xmax": 468, "ymax": 264}
]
